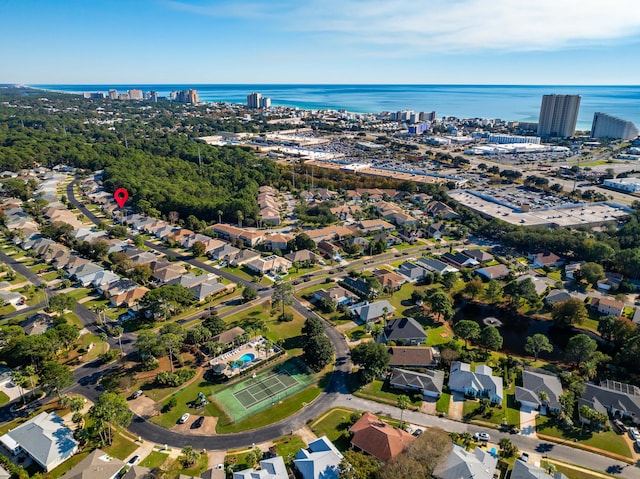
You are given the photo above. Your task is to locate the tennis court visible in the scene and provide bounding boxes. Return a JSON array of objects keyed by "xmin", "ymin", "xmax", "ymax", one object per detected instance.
[
  {"xmin": 215, "ymin": 358, "xmax": 314, "ymax": 422},
  {"xmin": 233, "ymin": 371, "xmax": 299, "ymax": 409}
]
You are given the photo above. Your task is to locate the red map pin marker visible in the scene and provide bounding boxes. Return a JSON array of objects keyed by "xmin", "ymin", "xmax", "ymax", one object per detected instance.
[{"xmin": 114, "ymin": 188, "xmax": 129, "ymax": 208}]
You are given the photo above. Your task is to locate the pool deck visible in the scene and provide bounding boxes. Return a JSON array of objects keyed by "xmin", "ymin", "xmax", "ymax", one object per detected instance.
[{"xmin": 210, "ymin": 336, "xmax": 275, "ymax": 377}]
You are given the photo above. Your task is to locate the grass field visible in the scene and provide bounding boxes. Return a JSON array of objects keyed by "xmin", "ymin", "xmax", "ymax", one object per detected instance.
[
  {"xmin": 140, "ymin": 451, "xmax": 169, "ymax": 468},
  {"xmin": 310, "ymin": 407, "xmax": 356, "ymax": 451},
  {"xmin": 0, "ymin": 391, "xmax": 10, "ymax": 406},
  {"xmin": 537, "ymin": 415, "xmax": 632, "ymax": 458}
]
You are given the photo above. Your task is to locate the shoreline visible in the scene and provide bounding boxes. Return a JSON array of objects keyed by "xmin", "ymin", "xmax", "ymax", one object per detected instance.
[{"xmin": 22, "ymin": 83, "xmax": 640, "ymax": 130}]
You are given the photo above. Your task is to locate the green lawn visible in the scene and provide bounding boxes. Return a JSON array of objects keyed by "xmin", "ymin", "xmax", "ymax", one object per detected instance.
[
  {"xmin": 463, "ymin": 399, "xmax": 507, "ymax": 426},
  {"xmin": 42, "ymin": 271, "xmax": 60, "ymax": 281},
  {"xmin": 542, "ymin": 461, "xmax": 616, "ymax": 479},
  {"xmin": 65, "ymin": 287, "xmax": 94, "ymax": 301},
  {"xmin": 183, "ymin": 454, "xmax": 209, "ymax": 476},
  {"xmin": 354, "ymin": 379, "xmax": 422, "ymax": 409},
  {"xmin": 103, "ymin": 431, "xmax": 138, "ymax": 460},
  {"xmin": 0, "ymin": 391, "xmax": 10, "ymax": 406},
  {"xmin": 436, "ymin": 392, "xmax": 451, "ymax": 415},
  {"xmin": 140, "ymin": 451, "xmax": 169, "ymax": 468},
  {"xmin": 273, "ymin": 434, "xmax": 306, "ymax": 458},
  {"xmin": 0, "ymin": 304, "xmax": 16, "ymax": 316},
  {"xmin": 48, "ymin": 451, "xmax": 90, "ymax": 478},
  {"xmin": 310, "ymin": 407, "xmax": 356, "ymax": 451},
  {"xmin": 536, "ymin": 415, "xmax": 632, "ymax": 458}
]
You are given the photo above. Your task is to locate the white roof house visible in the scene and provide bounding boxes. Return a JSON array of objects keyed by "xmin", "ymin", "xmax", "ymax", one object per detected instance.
[
  {"xmin": 233, "ymin": 456, "xmax": 288, "ymax": 479},
  {"xmin": 294, "ymin": 436, "xmax": 343, "ymax": 479},
  {"xmin": 449, "ymin": 362, "xmax": 503, "ymax": 404},
  {"xmin": 0, "ymin": 411, "xmax": 78, "ymax": 471}
]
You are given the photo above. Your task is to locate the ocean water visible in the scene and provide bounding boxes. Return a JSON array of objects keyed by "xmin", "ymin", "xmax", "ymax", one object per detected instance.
[{"xmin": 32, "ymin": 84, "xmax": 640, "ymax": 131}]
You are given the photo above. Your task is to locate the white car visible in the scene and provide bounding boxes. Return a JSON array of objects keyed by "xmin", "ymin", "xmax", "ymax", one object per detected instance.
[
  {"xmin": 178, "ymin": 413, "xmax": 190, "ymax": 424},
  {"xmin": 473, "ymin": 432, "xmax": 491, "ymax": 442},
  {"xmin": 629, "ymin": 427, "xmax": 640, "ymax": 440}
]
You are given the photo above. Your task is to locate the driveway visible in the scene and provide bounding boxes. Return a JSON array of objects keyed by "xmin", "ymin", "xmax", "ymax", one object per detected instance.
[
  {"xmin": 448, "ymin": 392, "xmax": 466, "ymax": 421},
  {"xmin": 520, "ymin": 406, "xmax": 538, "ymax": 438}
]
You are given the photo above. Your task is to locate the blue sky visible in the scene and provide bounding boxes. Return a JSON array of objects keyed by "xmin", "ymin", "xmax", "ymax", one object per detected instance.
[{"xmin": 2, "ymin": 0, "xmax": 640, "ymax": 84}]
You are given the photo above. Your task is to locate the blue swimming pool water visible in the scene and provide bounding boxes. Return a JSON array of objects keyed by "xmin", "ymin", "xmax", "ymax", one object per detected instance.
[{"xmin": 239, "ymin": 353, "xmax": 255, "ymax": 363}]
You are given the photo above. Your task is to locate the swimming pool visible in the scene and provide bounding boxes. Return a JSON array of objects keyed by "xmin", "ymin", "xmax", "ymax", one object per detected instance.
[{"xmin": 239, "ymin": 353, "xmax": 255, "ymax": 363}]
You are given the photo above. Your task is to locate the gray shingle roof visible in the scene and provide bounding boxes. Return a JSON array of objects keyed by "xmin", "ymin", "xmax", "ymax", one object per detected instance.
[
  {"xmin": 383, "ymin": 317, "xmax": 427, "ymax": 343},
  {"xmin": 389, "ymin": 368, "xmax": 444, "ymax": 395}
]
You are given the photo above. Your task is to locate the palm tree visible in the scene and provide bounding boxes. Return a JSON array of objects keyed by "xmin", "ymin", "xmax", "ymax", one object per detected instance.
[
  {"xmin": 237, "ymin": 211, "xmax": 244, "ymax": 228},
  {"xmin": 397, "ymin": 395, "xmax": 410, "ymax": 430},
  {"xmin": 112, "ymin": 326, "xmax": 124, "ymax": 357},
  {"xmin": 217, "ymin": 210, "xmax": 223, "ymax": 224}
]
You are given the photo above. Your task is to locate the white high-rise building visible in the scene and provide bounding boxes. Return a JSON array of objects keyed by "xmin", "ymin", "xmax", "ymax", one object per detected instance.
[
  {"xmin": 537, "ymin": 94, "xmax": 581, "ymax": 138},
  {"xmin": 259, "ymin": 96, "xmax": 271, "ymax": 108},
  {"xmin": 247, "ymin": 92, "xmax": 262, "ymax": 109},
  {"xmin": 591, "ymin": 112, "xmax": 639, "ymax": 140}
]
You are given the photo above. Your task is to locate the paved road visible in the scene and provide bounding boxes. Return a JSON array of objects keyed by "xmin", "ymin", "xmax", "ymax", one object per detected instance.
[{"xmin": 0, "ymin": 249, "xmax": 46, "ymax": 287}]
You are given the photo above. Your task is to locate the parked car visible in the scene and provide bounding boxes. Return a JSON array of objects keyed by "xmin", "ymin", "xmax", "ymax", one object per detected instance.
[
  {"xmin": 178, "ymin": 413, "xmax": 190, "ymax": 424},
  {"xmin": 629, "ymin": 427, "xmax": 640, "ymax": 441},
  {"xmin": 132, "ymin": 390, "xmax": 143, "ymax": 399},
  {"xmin": 127, "ymin": 455, "xmax": 140, "ymax": 466},
  {"xmin": 520, "ymin": 452, "xmax": 529, "ymax": 463},
  {"xmin": 192, "ymin": 416, "xmax": 205, "ymax": 429},
  {"xmin": 412, "ymin": 429, "xmax": 423, "ymax": 437},
  {"xmin": 613, "ymin": 419, "xmax": 628, "ymax": 433},
  {"xmin": 473, "ymin": 432, "xmax": 491, "ymax": 442}
]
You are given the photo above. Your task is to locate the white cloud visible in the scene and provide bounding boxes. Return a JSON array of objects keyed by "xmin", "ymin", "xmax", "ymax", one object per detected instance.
[{"xmin": 167, "ymin": 0, "xmax": 640, "ymax": 53}]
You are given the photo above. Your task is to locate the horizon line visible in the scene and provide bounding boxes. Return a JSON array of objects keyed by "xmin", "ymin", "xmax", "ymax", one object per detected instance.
[{"xmin": 19, "ymin": 82, "xmax": 640, "ymax": 87}]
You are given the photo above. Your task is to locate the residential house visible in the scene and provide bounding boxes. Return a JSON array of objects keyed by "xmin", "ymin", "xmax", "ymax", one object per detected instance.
[
  {"xmin": 416, "ymin": 257, "xmax": 459, "ymax": 274},
  {"xmin": 510, "ymin": 459, "xmax": 568, "ymax": 479},
  {"xmin": 388, "ymin": 367, "xmax": 444, "ymax": 398},
  {"xmin": 425, "ymin": 200, "xmax": 459, "ymax": 219},
  {"xmin": 294, "ymin": 436, "xmax": 343, "ymax": 479},
  {"xmin": 330, "ymin": 205, "xmax": 362, "ymax": 222},
  {"xmin": 104, "ymin": 279, "xmax": 138, "ymax": 297},
  {"xmin": 441, "ymin": 252, "xmax": 479, "ymax": 269},
  {"xmin": 233, "ymin": 457, "xmax": 288, "ymax": 479},
  {"xmin": 564, "ymin": 262, "xmax": 584, "ymax": 280},
  {"xmin": 165, "ymin": 228, "xmax": 195, "ymax": 244},
  {"xmin": 306, "ymin": 225, "xmax": 357, "ymax": 244},
  {"xmin": 597, "ymin": 272, "xmax": 624, "ymax": 291},
  {"xmin": 182, "ymin": 233, "xmax": 213, "ymax": 249},
  {"xmin": 313, "ymin": 286, "xmax": 357, "ymax": 307},
  {"xmin": 515, "ymin": 370, "xmax": 563, "ymax": 413},
  {"xmin": 111, "ymin": 287, "xmax": 149, "ymax": 308},
  {"xmin": 285, "ymin": 249, "xmax": 320, "ymax": 264},
  {"xmin": 579, "ymin": 380, "xmax": 640, "ymax": 424},
  {"xmin": 545, "ymin": 290, "xmax": 572, "ymax": 305},
  {"xmin": 192, "ymin": 281, "xmax": 229, "ymax": 302},
  {"xmin": 317, "ymin": 240, "xmax": 341, "ymax": 258},
  {"xmin": 373, "ymin": 269, "xmax": 406, "ymax": 292},
  {"xmin": 475, "ymin": 264, "xmax": 510, "ymax": 281},
  {"xmin": 372, "ymin": 232, "xmax": 402, "ymax": 248},
  {"xmin": 388, "ymin": 346, "xmax": 440, "ymax": 368},
  {"xmin": 153, "ymin": 225, "xmax": 176, "ymax": 240},
  {"xmin": 397, "ymin": 228, "xmax": 423, "ymax": 244},
  {"xmin": 64, "ymin": 256, "xmax": 90, "ymax": 277},
  {"xmin": 64, "ymin": 449, "xmax": 124, "ymax": 479},
  {"xmin": 397, "ymin": 261, "xmax": 429, "ymax": 282},
  {"xmin": 151, "ymin": 263, "xmax": 186, "ymax": 284},
  {"xmin": 530, "ymin": 252, "xmax": 564, "ymax": 269},
  {"xmin": 246, "ymin": 255, "xmax": 292, "ymax": 276},
  {"xmin": 0, "ymin": 411, "xmax": 79, "ymax": 472},
  {"xmin": 128, "ymin": 251, "xmax": 158, "ymax": 265},
  {"xmin": 209, "ymin": 244, "xmax": 241, "ymax": 261},
  {"xmin": 90, "ymin": 270, "xmax": 120, "ymax": 291},
  {"xmin": 264, "ymin": 234, "xmax": 293, "ymax": 252},
  {"xmin": 448, "ymin": 362, "xmax": 504, "ymax": 404},
  {"xmin": 358, "ymin": 219, "xmax": 395, "ymax": 234},
  {"xmin": 462, "ymin": 249, "xmax": 494, "ymax": 264},
  {"xmin": 212, "ymin": 326, "xmax": 246, "ymax": 346},
  {"xmin": 591, "ymin": 297, "xmax": 625, "ymax": 317},
  {"xmin": 210, "ymin": 224, "xmax": 264, "ymax": 247},
  {"xmin": 73, "ymin": 263, "xmax": 106, "ymax": 286},
  {"xmin": 0, "ymin": 290, "xmax": 23, "ymax": 306},
  {"xmin": 22, "ymin": 313, "xmax": 54, "ymax": 336},
  {"xmin": 341, "ymin": 277, "xmax": 371, "ymax": 297},
  {"xmin": 349, "ymin": 300, "xmax": 395, "ymax": 324},
  {"xmin": 121, "ymin": 466, "xmax": 154, "ymax": 479},
  {"xmin": 381, "ymin": 317, "xmax": 427, "ymax": 345},
  {"xmin": 168, "ymin": 273, "xmax": 212, "ymax": 290},
  {"xmin": 426, "ymin": 222, "xmax": 447, "ymax": 239},
  {"xmin": 348, "ymin": 412, "xmax": 415, "ymax": 462},
  {"xmin": 229, "ymin": 249, "xmax": 261, "ymax": 267},
  {"xmin": 201, "ymin": 238, "xmax": 227, "ymax": 255},
  {"xmin": 433, "ymin": 445, "xmax": 497, "ymax": 479}
]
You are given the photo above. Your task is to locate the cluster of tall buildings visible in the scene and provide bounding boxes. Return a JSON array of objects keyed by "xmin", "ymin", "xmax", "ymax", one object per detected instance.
[
  {"xmin": 537, "ymin": 94, "xmax": 637, "ymax": 140},
  {"xmin": 390, "ymin": 110, "xmax": 437, "ymax": 123},
  {"xmin": 171, "ymin": 89, "xmax": 199, "ymax": 104},
  {"xmin": 105, "ymin": 89, "xmax": 158, "ymax": 101},
  {"xmin": 247, "ymin": 92, "xmax": 271, "ymax": 109}
]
